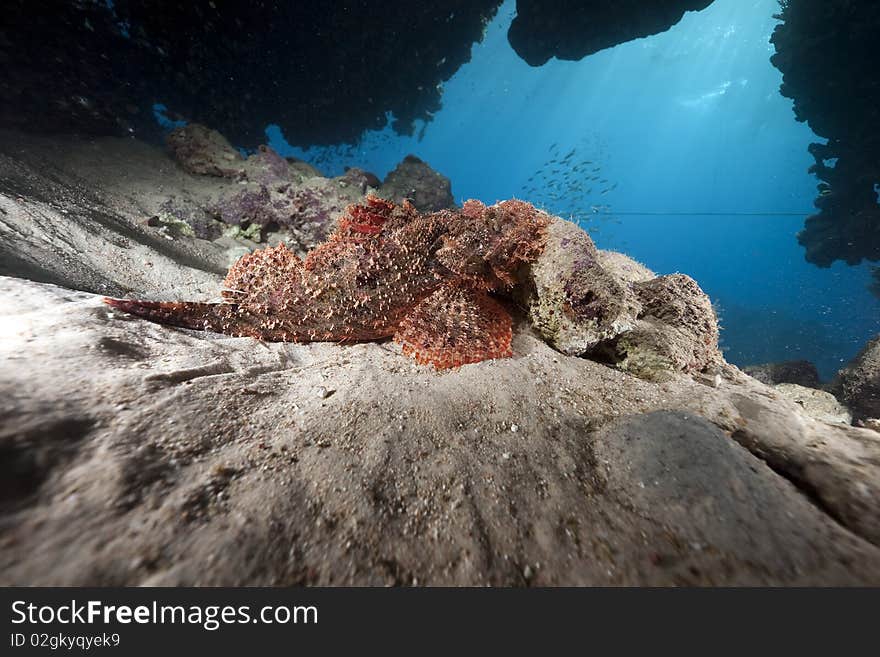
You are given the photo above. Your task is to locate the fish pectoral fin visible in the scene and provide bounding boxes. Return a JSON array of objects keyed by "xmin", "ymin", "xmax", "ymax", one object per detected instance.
[{"xmin": 393, "ymin": 284, "xmax": 513, "ymax": 370}]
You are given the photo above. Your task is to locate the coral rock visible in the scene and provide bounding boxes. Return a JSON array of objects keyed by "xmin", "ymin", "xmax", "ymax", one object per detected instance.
[
  {"xmin": 831, "ymin": 335, "xmax": 880, "ymax": 422},
  {"xmin": 619, "ymin": 274, "xmax": 722, "ymax": 381},
  {"xmin": 773, "ymin": 384, "xmax": 852, "ymax": 425},
  {"xmin": 379, "ymin": 155, "xmax": 456, "ymax": 212},
  {"xmin": 166, "ymin": 123, "xmax": 245, "ymax": 178},
  {"xmin": 518, "ymin": 217, "xmax": 641, "ymax": 355},
  {"xmin": 340, "ymin": 167, "xmax": 382, "ymax": 194},
  {"xmin": 743, "ymin": 360, "xmax": 821, "ymax": 388},
  {"xmin": 596, "ymin": 249, "xmax": 656, "ymax": 285},
  {"xmin": 520, "ymin": 218, "xmax": 721, "ymax": 381},
  {"xmin": 242, "ymin": 145, "xmax": 294, "ymax": 185},
  {"xmin": 209, "ymin": 175, "xmax": 366, "ymax": 251}
]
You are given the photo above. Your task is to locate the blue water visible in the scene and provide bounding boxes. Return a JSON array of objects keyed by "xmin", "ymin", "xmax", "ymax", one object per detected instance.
[{"xmin": 263, "ymin": 0, "xmax": 878, "ymax": 379}]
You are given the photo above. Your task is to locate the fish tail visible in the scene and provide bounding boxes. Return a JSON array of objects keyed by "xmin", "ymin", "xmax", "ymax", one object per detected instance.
[{"xmin": 103, "ymin": 297, "xmax": 233, "ymax": 333}]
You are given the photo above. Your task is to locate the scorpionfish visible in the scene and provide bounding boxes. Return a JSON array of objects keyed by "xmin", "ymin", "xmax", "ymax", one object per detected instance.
[{"xmin": 105, "ymin": 196, "xmax": 551, "ymax": 369}]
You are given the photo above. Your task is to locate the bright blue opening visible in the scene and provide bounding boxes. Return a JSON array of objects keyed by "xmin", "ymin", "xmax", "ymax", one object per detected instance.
[{"xmin": 151, "ymin": 103, "xmax": 186, "ymax": 131}]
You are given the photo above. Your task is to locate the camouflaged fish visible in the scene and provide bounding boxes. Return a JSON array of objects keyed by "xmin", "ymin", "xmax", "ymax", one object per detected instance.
[{"xmin": 105, "ymin": 196, "xmax": 550, "ymax": 369}]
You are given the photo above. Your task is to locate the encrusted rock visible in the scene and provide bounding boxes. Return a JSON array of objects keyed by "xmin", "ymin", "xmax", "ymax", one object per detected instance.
[
  {"xmin": 241, "ymin": 144, "xmax": 294, "ymax": 185},
  {"xmin": 209, "ymin": 169, "xmax": 366, "ymax": 251},
  {"xmin": 743, "ymin": 360, "xmax": 821, "ymax": 388},
  {"xmin": 831, "ymin": 335, "xmax": 880, "ymax": 422},
  {"xmin": 614, "ymin": 274, "xmax": 721, "ymax": 381},
  {"xmin": 519, "ymin": 218, "xmax": 641, "ymax": 356},
  {"xmin": 212, "ymin": 186, "xmax": 275, "ymax": 229},
  {"xmin": 339, "ymin": 167, "xmax": 382, "ymax": 195},
  {"xmin": 379, "ymin": 155, "xmax": 455, "ymax": 212},
  {"xmin": 519, "ymin": 219, "xmax": 720, "ymax": 381},
  {"xmin": 166, "ymin": 123, "xmax": 245, "ymax": 178},
  {"xmin": 276, "ymin": 176, "xmax": 367, "ymax": 250},
  {"xmin": 285, "ymin": 156, "xmax": 323, "ymax": 179},
  {"xmin": 163, "ymin": 127, "xmax": 440, "ymax": 250},
  {"xmin": 154, "ymin": 199, "xmax": 223, "ymax": 241},
  {"xmin": 774, "ymin": 383, "xmax": 852, "ymax": 425},
  {"xmin": 596, "ymin": 249, "xmax": 655, "ymax": 285}
]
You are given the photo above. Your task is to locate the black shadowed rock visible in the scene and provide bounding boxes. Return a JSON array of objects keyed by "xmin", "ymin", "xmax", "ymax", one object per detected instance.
[
  {"xmin": 379, "ymin": 155, "xmax": 456, "ymax": 212},
  {"xmin": 743, "ymin": 360, "xmax": 821, "ymax": 388}
]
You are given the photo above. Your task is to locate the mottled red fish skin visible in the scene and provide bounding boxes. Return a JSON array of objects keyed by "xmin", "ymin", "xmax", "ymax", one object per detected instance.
[{"xmin": 104, "ymin": 195, "xmax": 551, "ymax": 368}]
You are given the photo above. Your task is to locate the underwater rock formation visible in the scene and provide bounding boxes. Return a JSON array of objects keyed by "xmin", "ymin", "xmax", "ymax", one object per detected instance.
[
  {"xmin": 772, "ymin": 384, "xmax": 851, "ymax": 425},
  {"xmin": 742, "ymin": 360, "xmax": 820, "ymax": 388},
  {"xmin": 521, "ymin": 218, "xmax": 642, "ymax": 354},
  {"xmin": 160, "ymin": 127, "xmax": 459, "ymax": 251},
  {"xmin": 379, "ymin": 155, "xmax": 456, "ymax": 212},
  {"xmin": 771, "ymin": 0, "xmax": 880, "ymax": 267},
  {"xmin": 208, "ymin": 175, "xmax": 366, "ymax": 250},
  {"xmin": 0, "ymin": 1, "xmax": 500, "ymax": 147},
  {"xmin": 831, "ymin": 335, "xmax": 880, "ymax": 422},
  {"xmin": 0, "ymin": 129, "xmax": 459, "ymax": 295},
  {"xmin": 340, "ymin": 168, "xmax": 383, "ymax": 195},
  {"xmin": 165, "ymin": 124, "xmax": 246, "ymax": 178},
  {"xmin": 617, "ymin": 274, "xmax": 721, "ymax": 382},
  {"xmin": 508, "ymin": 0, "xmax": 715, "ymax": 66},
  {"xmin": 105, "ymin": 189, "xmax": 720, "ymax": 380},
  {"xmin": 2, "ymin": 1, "xmax": 734, "ymax": 148},
  {"xmin": 520, "ymin": 218, "xmax": 721, "ymax": 381}
]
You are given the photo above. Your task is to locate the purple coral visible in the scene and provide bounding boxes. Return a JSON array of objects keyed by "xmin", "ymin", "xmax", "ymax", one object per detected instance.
[
  {"xmin": 213, "ymin": 186, "xmax": 275, "ymax": 227},
  {"xmin": 248, "ymin": 145, "xmax": 291, "ymax": 185}
]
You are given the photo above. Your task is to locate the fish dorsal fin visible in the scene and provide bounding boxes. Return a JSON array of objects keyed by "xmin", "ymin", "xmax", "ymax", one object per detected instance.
[{"xmin": 336, "ymin": 195, "xmax": 396, "ymax": 237}]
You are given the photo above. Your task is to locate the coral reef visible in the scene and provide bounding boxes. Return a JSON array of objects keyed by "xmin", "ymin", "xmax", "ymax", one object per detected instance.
[
  {"xmin": 158, "ymin": 125, "xmax": 383, "ymax": 249},
  {"xmin": 771, "ymin": 0, "xmax": 880, "ymax": 267},
  {"xmin": 379, "ymin": 155, "xmax": 456, "ymax": 212},
  {"xmin": 0, "ymin": 129, "xmax": 459, "ymax": 298},
  {"xmin": 508, "ymin": 0, "xmax": 715, "ymax": 66},
  {"xmin": 209, "ymin": 174, "xmax": 374, "ymax": 251},
  {"xmin": 106, "ymin": 197, "xmax": 552, "ymax": 369},
  {"xmin": 163, "ymin": 125, "xmax": 366, "ymax": 245},
  {"xmin": 831, "ymin": 335, "xmax": 880, "ymax": 422},
  {"xmin": 159, "ymin": 126, "xmax": 457, "ymax": 252}
]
